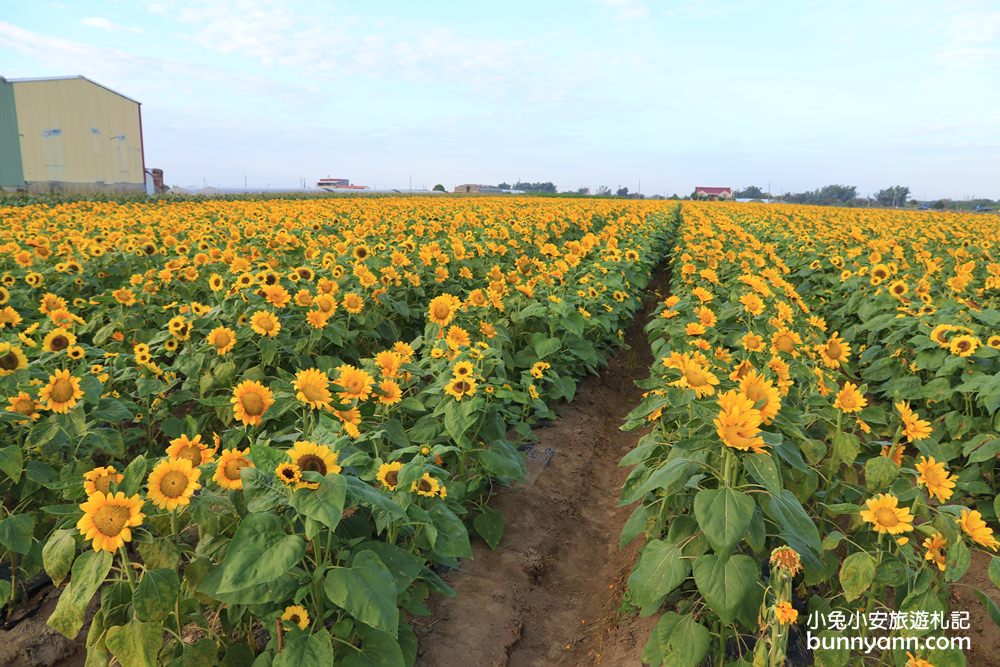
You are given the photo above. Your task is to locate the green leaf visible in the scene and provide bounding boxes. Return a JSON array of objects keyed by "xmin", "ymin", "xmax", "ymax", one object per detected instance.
[
  {"xmin": 344, "ymin": 476, "xmax": 406, "ymax": 521},
  {"xmin": 273, "ymin": 629, "xmax": 334, "ymax": 667},
  {"xmin": 477, "ymin": 440, "xmax": 525, "ymax": 480},
  {"xmin": 762, "ymin": 490, "xmax": 822, "ymax": 568},
  {"xmin": 533, "ymin": 336, "xmax": 562, "ymax": 359},
  {"xmin": 989, "ymin": 557, "xmax": 1000, "ymax": 590},
  {"xmin": 426, "ymin": 503, "xmax": 472, "ymax": 559},
  {"xmin": 693, "ymin": 487, "xmax": 754, "ymax": 557},
  {"xmin": 122, "ymin": 455, "xmax": 147, "ymax": 496},
  {"xmin": 134, "ymin": 568, "xmax": 179, "ymax": 622},
  {"xmin": 743, "ymin": 453, "xmax": 780, "ymax": 494},
  {"xmin": 105, "ymin": 619, "xmax": 163, "ymax": 667},
  {"xmin": 627, "ymin": 539, "xmax": 689, "ymax": 613},
  {"xmin": 0, "ymin": 444, "xmax": 23, "ymax": 483},
  {"xmin": 620, "ymin": 504, "xmax": 648, "ymax": 547},
  {"xmin": 325, "ymin": 550, "xmax": 399, "ymax": 635},
  {"xmin": 839, "ymin": 552, "xmax": 875, "ymax": 602},
  {"xmin": 290, "ymin": 473, "xmax": 346, "ymax": 531},
  {"xmin": 48, "ymin": 550, "xmax": 113, "ymax": 639},
  {"xmin": 217, "ymin": 513, "xmax": 304, "ymax": 594},
  {"xmin": 80, "ymin": 375, "xmax": 102, "ymax": 405},
  {"xmin": 339, "ymin": 624, "xmax": 405, "ymax": 667},
  {"xmin": 830, "ymin": 431, "xmax": 860, "ymax": 466},
  {"xmin": 692, "ymin": 553, "xmax": 757, "ymax": 625},
  {"xmin": 356, "ymin": 541, "xmax": 424, "ymax": 592},
  {"xmin": 642, "ymin": 612, "xmax": 710, "ymax": 667},
  {"xmin": 42, "ymin": 528, "xmax": 77, "ymax": 587},
  {"xmin": 864, "ymin": 456, "xmax": 899, "ymax": 492},
  {"xmin": 0, "ymin": 512, "xmax": 35, "ymax": 555},
  {"xmin": 95, "ymin": 398, "xmax": 133, "ymax": 422},
  {"xmin": 945, "ymin": 538, "xmax": 971, "ymax": 582},
  {"xmin": 473, "ymin": 506, "xmax": 504, "ymax": 550},
  {"xmin": 976, "ymin": 591, "xmax": 1000, "ymax": 627},
  {"xmin": 620, "ymin": 456, "xmax": 690, "ymax": 505}
]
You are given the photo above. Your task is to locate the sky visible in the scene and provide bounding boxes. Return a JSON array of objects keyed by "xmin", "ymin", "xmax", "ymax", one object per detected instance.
[{"xmin": 1, "ymin": 0, "xmax": 998, "ymax": 199}]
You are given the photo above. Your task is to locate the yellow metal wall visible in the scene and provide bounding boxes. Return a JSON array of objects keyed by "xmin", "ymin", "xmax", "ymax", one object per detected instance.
[{"xmin": 13, "ymin": 78, "xmax": 143, "ymax": 189}]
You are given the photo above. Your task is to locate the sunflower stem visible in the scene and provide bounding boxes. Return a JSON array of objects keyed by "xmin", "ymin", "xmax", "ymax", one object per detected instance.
[{"xmin": 119, "ymin": 547, "xmax": 137, "ymax": 592}]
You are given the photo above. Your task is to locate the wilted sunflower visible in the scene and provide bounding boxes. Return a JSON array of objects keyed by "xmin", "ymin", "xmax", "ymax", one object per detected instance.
[
  {"xmin": 294, "ymin": 368, "xmax": 332, "ymax": 410},
  {"xmin": 147, "ymin": 458, "xmax": 202, "ymax": 511},
  {"xmin": 77, "ymin": 491, "xmax": 145, "ymax": 552},
  {"xmin": 83, "ymin": 466, "xmax": 123, "ymax": 495},
  {"xmin": 39, "ymin": 369, "xmax": 84, "ymax": 413},
  {"xmin": 774, "ymin": 601, "xmax": 798, "ymax": 625},
  {"xmin": 213, "ymin": 448, "xmax": 253, "ymax": 490},
  {"xmin": 0, "ymin": 343, "xmax": 28, "ymax": 376},
  {"xmin": 232, "ymin": 380, "xmax": 274, "ymax": 426},
  {"xmin": 206, "ymin": 326, "xmax": 236, "ymax": 355},
  {"xmin": 167, "ymin": 433, "xmax": 215, "ymax": 466},
  {"xmin": 377, "ymin": 461, "xmax": 404, "ymax": 491}
]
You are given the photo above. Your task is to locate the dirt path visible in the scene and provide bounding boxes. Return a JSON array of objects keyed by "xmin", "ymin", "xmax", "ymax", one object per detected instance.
[{"xmin": 414, "ymin": 271, "xmax": 668, "ymax": 667}]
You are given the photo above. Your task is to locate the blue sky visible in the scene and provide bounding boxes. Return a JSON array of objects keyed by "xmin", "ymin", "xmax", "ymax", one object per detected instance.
[{"xmin": 1, "ymin": 0, "xmax": 998, "ymax": 198}]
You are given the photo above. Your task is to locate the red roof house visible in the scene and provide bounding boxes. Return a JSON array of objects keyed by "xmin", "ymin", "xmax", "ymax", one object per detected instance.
[{"xmin": 694, "ymin": 186, "xmax": 733, "ymax": 199}]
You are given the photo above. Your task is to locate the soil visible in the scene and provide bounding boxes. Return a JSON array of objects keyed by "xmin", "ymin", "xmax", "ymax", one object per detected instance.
[
  {"xmin": 951, "ymin": 550, "xmax": 1000, "ymax": 667},
  {"xmin": 0, "ymin": 586, "xmax": 87, "ymax": 667},
  {"xmin": 414, "ymin": 270, "xmax": 669, "ymax": 667}
]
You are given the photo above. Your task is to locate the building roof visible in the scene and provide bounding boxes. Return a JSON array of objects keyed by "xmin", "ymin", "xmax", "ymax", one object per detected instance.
[
  {"xmin": 695, "ymin": 186, "xmax": 732, "ymax": 194},
  {"xmin": 5, "ymin": 76, "xmax": 140, "ymax": 105}
]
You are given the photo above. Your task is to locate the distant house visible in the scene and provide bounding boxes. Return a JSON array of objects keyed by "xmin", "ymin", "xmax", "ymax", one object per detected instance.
[
  {"xmin": 694, "ymin": 186, "xmax": 733, "ymax": 200},
  {"xmin": 453, "ymin": 184, "xmax": 506, "ymax": 194}
]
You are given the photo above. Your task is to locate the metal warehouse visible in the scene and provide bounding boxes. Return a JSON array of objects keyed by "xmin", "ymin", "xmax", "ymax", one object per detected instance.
[{"xmin": 0, "ymin": 75, "xmax": 146, "ymax": 194}]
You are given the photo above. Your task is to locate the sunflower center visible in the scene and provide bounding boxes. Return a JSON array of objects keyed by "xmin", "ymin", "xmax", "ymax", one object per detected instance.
[
  {"xmin": 241, "ymin": 393, "xmax": 265, "ymax": 416},
  {"xmin": 874, "ymin": 507, "xmax": 900, "ymax": 528},
  {"xmin": 300, "ymin": 383, "xmax": 327, "ymax": 402},
  {"xmin": 431, "ymin": 303, "xmax": 450, "ymax": 320},
  {"xmin": 159, "ymin": 470, "xmax": 190, "ymax": 498},
  {"xmin": 94, "ymin": 474, "xmax": 113, "ymax": 493},
  {"xmin": 258, "ymin": 318, "xmax": 275, "ymax": 332},
  {"xmin": 175, "ymin": 445, "xmax": 202, "ymax": 466},
  {"xmin": 50, "ymin": 335, "xmax": 69, "ymax": 351},
  {"xmin": 50, "ymin": 378, "xmax": 76, "ymax": 402},
  {"xmin": 384, "ymin": 470, "xmax": 398, "ymax": 487},
  {"xmin": 956, "ymin": 341, "xmax": 970, "ymax": 352},
  {"xmin": 297, "ymin": 454, "xmax": 327, "ymax": 475},
  {"xmin": 11, "ymin": 397, "xmax": 35, "ymax": 414},
  {"xmin": 454, "ymin": 380, "xmax": 470, "ymax": 394},
  {"xmin": 213, "ymin": 332, "xmax": 231, "ymax": 348},
  {"xmin": 223, "ymin": 457, "xmax": 249, "ymax": 480},
  {"xmin": 288, "ymin": 613, "xmax": 301, "ymax": 624},
  {"xmin": 685, "ymin": 367, "xmax": 708, "ymax": 387},
  {"xmin": 0, "ymin": 353, "xmax": 19, "ymax": 371},
  {"xmin": 418, "ymin": 478, "xmax": 433, "ymax": 492},
  {"xmin": 93, "ymin": 504, "xmax": 131, "ymax": 537},
  {"xmin": 827, "ymin": 341, "xmax": 842, "ymax": 358},
  {"xmin": 776, "ymin": 335, "xmax": 794, "ymax": 352}
]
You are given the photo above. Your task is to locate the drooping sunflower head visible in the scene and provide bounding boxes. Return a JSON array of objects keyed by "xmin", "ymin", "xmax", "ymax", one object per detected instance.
[
  {"xmin": 83, "ymin": 466, "xmax": 124, "ymax": 496},
  {"xmin": 76, "ymin": 491, "xmax": 145, "ymax": 552},
  {"xmin": 147, "ymin": 458, "xmax": 202, "ymax": 511},
  {"xmin": 213, "ymin": 448, "xmax": 253, "ymax": 490}
]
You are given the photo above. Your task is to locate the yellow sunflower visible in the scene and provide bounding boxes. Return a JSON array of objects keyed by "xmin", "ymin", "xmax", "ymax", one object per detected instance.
[
  {"xmin": 166, "ymin": 433, "xmax": 215, "ymax": 466},
  {"xmin": 42, "ymin": 327, "xmax": 77, "ymax": 353},
  {"xmin": 738, "ymin": 370, "xmax": 781, "ymax": 425},
  {"xmin": 38, "ymin": 369, "xmax": 84, "ymax": 413},
  {"xmin": 213, "ymin": 448, "xmax": 253, "ymax": 490},
  {"xmin": 334, "ymin": 365, "xmax": 374, "ymax": 401},
  {"xmin": 833, "ymin": 382, "xmax": 867, "ymax": 413},
  {"xmin": 860, "ymin": 494, "xmax": 914, "ymax": 535},
  {"xmin": 294, "ymin": 368, "xmax": 332, "ymax": 410},
  {"xmin": 714, "ymin": 390, "xmax": 767, "ymax": 454},
  {"xmin": 341, "ymin": 292, "xmax": 364, "ymax": 314},
  {"xmin": 275, "ymin": 463, "xmax": 302, "ymax": 486},
  {"xmin": 816, "ymin": 332, "xmax": 851, "ymax": 368},
  {"xmin": 949, "ymin": 334, "xmax": 979, "ymax": 357},
  {"xmin": 922, "ymin": 532, "xmax": 947, "ymax": 572},
  {"xmin": 281, "ymin": 605, "xmax": 310, "ymax": 630},
  {"xmin": 377, "ymin": 380, "xmax": 402, "ymax": 405},
  {"xmin": 83, "ymin": 466, "xmax": 123, "ymax": 495},
  {"xmin": 774, "ymin": 601, "xmax": 798, "ymax": 625},
  {"xmin": 914, "ymin": 456, "xmax": 956, "ymax": 503},
  {"xmin": 411, "ymin": 472, "xmax": 441, "ymax": 497},
  {"xmin": 444, "ymin": 376, "xmax": 478, "ymax": 400},
  {"xmin": 77, "ymin": 491, "xmax": 145, "ymax": 553},
  {"xmin": 6, "ymin": 391, "xmax": 41, "ymax": 420},
  {"xmin": 895, "ymin": 401, "xmax": 932, "ymax": 442},
  {"xmin": 147, "ymin": 458, "xmax": 202, "ymax": 511},
  {"xmin": 232, "ymin": 380, "xmax": 274, "ymax": 427},
  {"xmin": 428, "ymin": 294, "xmax": 461, "ymax": 327},
  {"xmin": 957, "ymin": 509, "xmax": 999, "ymax": 550},
  {"xmin": 206, "ymin": 326, "xmax": 236, "ymax": 355},
  {"xmin": 250, "ymin": 310, "xmax": 281, "ymax": 337},
  {"xmin": 287, "ymin": 440, "xmax": 341, "ymax": 488},
  {"xmin": 377, "ymin": 461, "xmax": 404, "ymax": 491}
]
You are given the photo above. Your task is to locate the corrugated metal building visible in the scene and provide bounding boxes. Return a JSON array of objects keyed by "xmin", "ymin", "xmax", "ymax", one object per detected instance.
[{"xmin": 0, "ymin": 76, "xmax": 146, "ymax": 193}]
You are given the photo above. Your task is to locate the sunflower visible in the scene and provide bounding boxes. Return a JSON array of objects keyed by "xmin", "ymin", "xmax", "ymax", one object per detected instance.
[
  {"xmin": 82, "ymin": 466, "xmax": 123, "ymax": 495},
  {"xmin": 769, "ymin": 546, "xmax": 802, "ymax": 576},
  {"xmin": 76, "ymin": 491, "xmax": 145, "ymax": 553},
  {"xmin": 411, "ymin": 472, "xmax": 441, "ymax": 497},
  {"xmin": 860, "ymin": 493, "xmax": 914, "ymax": 535},
  {"xmin": 738, "ymin": 370, "xmax": 781, "ymax": 425},
  {"xmin": 914, "ymin": 456, "xmax": 956, "ymax": 503},
  {"xmin": 250, "ymin": 310, "xmax": 281, "ymax": 337},
  {"xmin": 446, "ymin": 326, "xmax": 471, "ymax": 349},
  {"xmin": 453, "ymin": 361, "xmax": 475, "ymax": 379},
  {"xmin": 39, "ymin": 369, "xmax": 84, "ymax": 413},
  {"xmin": 957, "ymin": 509, "xmax": 1000, "ymax": 550},
  {"xmin": 774, "ymin": 601, "xmax": 798, "ymax": 625},
  {"xmin": 833, "ymin": 382, "xmax": 867, "ymax": 413},
  {"xmin": 281, "ymin": 605, "xmax": 310, "ymax": 630},
  {"xmin": 428, "ymin": 294, "xmax": 461, "ymax": 327},
  {"xmin": 530, "ymin": 361, "xmax": 550, "ymax": 379},
  {"xmin": 0, "ymin": 343, "xmax": 28, "ymax": 376},
  {"xmin": 167, "ymin": 315, "xmax": 191, "ymax": 340},
  {"xmin": 375, "ymin": 350, "xmax": 404, "ymax": 378},
  {"xmin": 929, "ymin": 324, "xmax": 956, "ymax": 347},
  {"xmin": 166, "ymin": 433, "xmax": 215, "ymax": 466},
  {"xmin": 287, "ymin": 440, "xmax": 341, "ymax": 488},
  {"xmin": 341, "ymin": 292, "xmax": 364, "ymax": 314},
  {"xmin": 305, "ymin": 309, "xmax": 330, "ymax": 329},
  {"xmin": 334, "ymin": 365, "xmax": 374, "ymax": 401},
  {"xmin": 275, "ymin": 463, "xmax": 302, "ymax": 486},
  {"xmin": 377, "ymin": 461, "xmax": 404, "ymax": 491},
  {"xmin": 714, "ymin": 390, "xmax": 767, "ymax": 454},
  {"xmin": 67, "ymin": 345, "xmax": 86, "ymax": 360},
  {"xmin": 147, "ymin": 458, "xmax": 202, "ymax": 511},
  {"xmin": 206, "ymin": 326, "xmax": 236, "ymax": 355},
  {"xmin": 6, "ymin": 391, "xmax": 40, "ymax": 420},
  {"xmin": 741, "ymin": 332, "xmax": 765, "ymax": 352},
  {"xmin": 232, "ymin": 380, "xmax": 274, "ymax": 426},
  {"xmin": 770, "ymin": 328, "xmax": 801, "ymax": 357},
  {"xmin": 817, "ymin": 332, "xmax": 851, "ymax": 368},
  {"xmin": 377, "ymin": 380, "xmax": 402, "ymax": 405},
  {"xmin": 905, "ymin": 653, "xmax": 934, "ymax": 667},
  {"xmin": 42, "ymin": 327, "xmax": 77, "ymax": 353},
  {"xmin": 988, "ymin": 335, "xmax": 1000, "ymax": 350},
  {"xmin": 213, "ymin": 448, "xmax": 253, "ymax": 490},
  {"xmin": 948, "ymin": 334, "xmax": 979, "ymax": 357},
  {"xmin": 444, "ymin": 376, "xmax": 478, "ymax": 400},
  {"xmin": 294, "ymin": 368, "xmax": 333, "ymax": 410},
  {"xmin": 740, "ymin": 293, "xmax": 765, "ymax": 316},
  {"xmin": 895, "ymin": 401, "xmax": 932, "ymax": 442},
  {"xmin": 922, "ymin": 532, "xmax": 947, "ymax": 572},
  {"xmin": 674, "ymin": 357, "xmax": 719, "ymax": 398}
]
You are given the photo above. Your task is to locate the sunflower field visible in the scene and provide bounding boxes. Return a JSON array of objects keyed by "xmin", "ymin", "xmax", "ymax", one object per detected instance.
[
  {"xmin": 0, "ymin": 196, "xmax": 674, "ymax": 665},
  {"xmin": 623, "ymin": 202, "xmax": 1000, "ymax": 666}
]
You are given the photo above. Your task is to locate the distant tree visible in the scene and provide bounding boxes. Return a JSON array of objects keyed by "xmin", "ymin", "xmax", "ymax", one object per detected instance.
[
  {"xmin": 576, "ymin": 187, "xmax": 590, "ymax": 195},
  {"xmin": 670, "ymin": 194, "xmax": 680, "ymax": 200},
  {"xmin": 736, "ymin": 185, "xmax": 767, "ymax": 199},
  {"xmin": 432, "ymin": 184, "xmax": 445, "ymax": 192},
  {"xmin": 782, "ymin": 185, "xmax": 857, "ymax": 206},
  {"xmin": 616, "ymin": 186, "xmax": 629, "ymax": 197},
  {"xmin": 931, "ymin": 199, "xmax": 947, "ymax": 209},
  {"xmin": 513, "ymin": 181, "xmax": 557, "ymax": 193},
  {"xmin": 498, "ymin": 182, "xmax": 511, "ymax": 190},
  {"xmin": 875, "ymin": 186, "xmax": 910, "ymax": 207},
  {"xmin": 596, "ymin": 185, "xmax": 612, "ymax": 196}
]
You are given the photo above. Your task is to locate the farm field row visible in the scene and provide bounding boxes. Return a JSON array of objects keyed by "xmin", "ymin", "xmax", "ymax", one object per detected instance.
[
  {"xmin": 0, "ymin": 196, "xmax": 676, "ymax": 665},
  {"xmin": 624, "ymin": 202, "xmax": 1000, "ymax": 667}
]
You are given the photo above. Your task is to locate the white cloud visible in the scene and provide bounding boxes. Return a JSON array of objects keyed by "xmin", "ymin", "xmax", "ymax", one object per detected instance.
[
  {"xmin": 600, "ymin": 0, "xmax": 648, "ymax": 20},
  {"xmin": 81, "ymin": 16, "xmax": 115, "ymax": 30}
]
